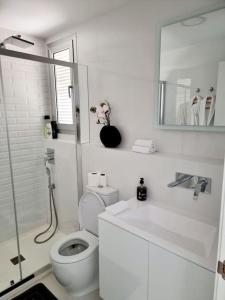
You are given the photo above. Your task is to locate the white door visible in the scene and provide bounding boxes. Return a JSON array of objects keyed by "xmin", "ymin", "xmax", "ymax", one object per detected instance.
[
  {"xmin": 99, "ymin": 219, "xmax": 149, "ymax": 300},
  {"xmin": 149, "ymin": 243, "xmax": 214, "ymax": 300},
  {"xmin": 214, "ymin": 159, "xmax": 225, "ymax": 299}
]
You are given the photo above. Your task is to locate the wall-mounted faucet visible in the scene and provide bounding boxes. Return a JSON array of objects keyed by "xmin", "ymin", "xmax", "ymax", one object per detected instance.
[
  {"xmin": 168, "ymin": 174, "xmax": 194, "ymax": 188},
  {"xmin": 168, "ymin": 172, "xmax": 211, "ymax": 200}
]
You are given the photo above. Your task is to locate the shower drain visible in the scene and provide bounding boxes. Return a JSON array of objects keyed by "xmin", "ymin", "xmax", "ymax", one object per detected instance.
[{"xmin": 10, "ymin": 254, "xmax": 25, "ymax": 265}]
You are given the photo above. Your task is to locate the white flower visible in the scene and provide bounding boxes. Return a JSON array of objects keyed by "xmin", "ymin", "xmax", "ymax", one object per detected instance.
[
  {"xmin": 90, "ymin": 100, "xmax": 111, "ymax": 125},
  {"xmin": 102, "ymin": 104, "xmax": 109, "ymax": 112}
]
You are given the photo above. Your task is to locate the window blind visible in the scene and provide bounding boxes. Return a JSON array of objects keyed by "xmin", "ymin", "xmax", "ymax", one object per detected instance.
[{"xmin": 53, "ymin": 49, "xmax": 73, "ymax": 125}]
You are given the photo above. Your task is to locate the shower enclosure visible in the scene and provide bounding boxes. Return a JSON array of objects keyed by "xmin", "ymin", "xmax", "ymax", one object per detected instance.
[{"xmin": 0, "ymin": 47, "xmax": 80, "ymax": 294}]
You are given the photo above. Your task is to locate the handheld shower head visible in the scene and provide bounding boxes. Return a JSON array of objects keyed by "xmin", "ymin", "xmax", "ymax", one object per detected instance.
[
  {"xmin": 0, "ymin": 35, "xmax": 34, "ymax": 49},
  {"xmin": 46, "ymin": 166, "xmax": 51, "ymax": 177}
]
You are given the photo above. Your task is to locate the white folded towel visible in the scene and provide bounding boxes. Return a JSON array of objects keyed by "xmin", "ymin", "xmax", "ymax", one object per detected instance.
[
  {"xmin": 135, "ymin": 139, "xmax": 155, "ymax": 148},
  {"xmin": 132, "ymin": 145, "xmax": 157, "ymax": 154},
  {"xmin": 106, "ymin": 201, "xmax": 128, "ymax": 215},
  {"xmin": 132, "ymin": 145, "xmax": 151, "ymax": 153}
]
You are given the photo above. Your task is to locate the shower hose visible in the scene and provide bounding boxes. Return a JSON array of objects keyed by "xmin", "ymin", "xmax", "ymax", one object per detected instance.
[{"xmin": 34, "ymin": 167, "xmax": 58, "ymax": 244}]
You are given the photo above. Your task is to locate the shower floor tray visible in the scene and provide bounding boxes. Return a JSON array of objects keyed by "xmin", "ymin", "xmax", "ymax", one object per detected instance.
[{"xmin": 0, "ymin": 225, "xmax": 66, "ymax": 293}]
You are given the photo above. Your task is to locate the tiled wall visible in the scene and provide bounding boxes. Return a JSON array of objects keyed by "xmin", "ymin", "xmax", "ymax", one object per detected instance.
[
  {"xmin": 0, "ymin": 45, "xmax": 51, "ymax": 241},
  {"xmin": 45, "ymin": 136, "xmax": 79, "ymax": 233}
]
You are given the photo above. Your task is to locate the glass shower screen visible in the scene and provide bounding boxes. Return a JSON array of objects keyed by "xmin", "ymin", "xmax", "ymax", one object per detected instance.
[
  {"xmin": 0, "ymin": 59, "xmax": 22, "ymax": 291},
  {"xmin": 0, "ymin": 51, "xmax": 78, "ymax": 294}
]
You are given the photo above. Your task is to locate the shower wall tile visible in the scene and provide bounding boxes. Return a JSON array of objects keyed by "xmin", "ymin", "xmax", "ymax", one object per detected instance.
[
  {"xmin": 44, "ymin": 136, "xmax": 79, "ymax": 233},
  {"xmin": 0, "ymin": 50, "xmax": 51, "ymax": 241}
]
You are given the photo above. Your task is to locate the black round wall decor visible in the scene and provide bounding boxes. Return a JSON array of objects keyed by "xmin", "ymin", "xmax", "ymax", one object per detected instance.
[{"xmin": 100, "ymin": 125, "xmax": 121, "ymax": 148}]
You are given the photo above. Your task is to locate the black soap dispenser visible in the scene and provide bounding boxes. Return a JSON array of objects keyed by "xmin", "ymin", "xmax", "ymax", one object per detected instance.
[{"xmin": 137, "ymin": 178, "xmax": 147, "ymax": 201}]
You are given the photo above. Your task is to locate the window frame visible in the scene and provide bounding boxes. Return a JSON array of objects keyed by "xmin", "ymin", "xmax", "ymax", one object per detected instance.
[{"xmin": 48, "ymin": 37, "xmax": 76, "ymax": 133}]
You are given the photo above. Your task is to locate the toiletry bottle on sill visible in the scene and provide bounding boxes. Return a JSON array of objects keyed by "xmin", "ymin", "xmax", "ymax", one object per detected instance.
[
  {"xmin": 51, "ymin": 121, "xmax": 59, "ymax": 139},
  {"xmin": 137, "ymin": 178, "xmax": 147, "ymax": 201},
  {"xmin": 43, "ymin": 115, "xmax": 52, "ymax": 139}
]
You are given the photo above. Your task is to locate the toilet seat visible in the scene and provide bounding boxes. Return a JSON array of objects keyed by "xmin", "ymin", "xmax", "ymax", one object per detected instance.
[{"xmin": 50, "ymin": 230, "xmax": 98, "ymax": 264}]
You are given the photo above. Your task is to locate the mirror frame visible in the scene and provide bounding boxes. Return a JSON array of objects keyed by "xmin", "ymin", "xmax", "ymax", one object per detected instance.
[{"xmin": 154, "ymin": 4, "xmax": 225, "ymax": 132}]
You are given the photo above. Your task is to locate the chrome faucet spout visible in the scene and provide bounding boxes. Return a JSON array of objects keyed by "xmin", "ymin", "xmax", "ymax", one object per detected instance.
[{"xmin": 168, "ymin": 174, "xmax": 193, "ymax": 188}]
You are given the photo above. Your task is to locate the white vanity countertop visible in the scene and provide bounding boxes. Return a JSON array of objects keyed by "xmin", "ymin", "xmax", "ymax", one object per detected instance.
[{"xmin": 99, "ymin": 198, "xmax": 218, "ymax": 273}]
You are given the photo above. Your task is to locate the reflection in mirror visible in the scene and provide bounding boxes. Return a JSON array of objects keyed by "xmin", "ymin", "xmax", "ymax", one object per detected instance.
[{"xmin": 158, "ymin": 7, "xmax": 225, "ymax": 129}]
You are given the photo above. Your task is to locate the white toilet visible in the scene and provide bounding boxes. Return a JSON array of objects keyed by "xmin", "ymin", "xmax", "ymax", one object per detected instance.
[{"xmin": 50, "ymin": 186, "xmax": 118, "ymax": 297}]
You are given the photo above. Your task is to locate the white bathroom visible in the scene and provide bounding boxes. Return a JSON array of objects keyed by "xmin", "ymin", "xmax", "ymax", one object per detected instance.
[{"xmin": 0, "ymin": 0, "xmax": 225, "ymax": 299}]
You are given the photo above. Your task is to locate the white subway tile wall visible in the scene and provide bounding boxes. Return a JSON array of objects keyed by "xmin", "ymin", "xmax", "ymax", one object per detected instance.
[
  {"xmin": 0, "ymin": 104, "xmax": 16, "ymax": 242},
  {"xmin": 0, "ymin": 56, "xmax": 51, "ymax": 242}
]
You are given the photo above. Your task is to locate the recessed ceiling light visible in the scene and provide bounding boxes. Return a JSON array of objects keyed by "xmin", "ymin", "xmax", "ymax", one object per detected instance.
[{"xmin": 181, "ymin": 16, "xmax": 206, "ymax": 27}]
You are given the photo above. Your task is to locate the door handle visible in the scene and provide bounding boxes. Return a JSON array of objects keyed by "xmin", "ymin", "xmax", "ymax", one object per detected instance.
[
  {"xmin": 217, "ymin": 260, "xmax": 225, "ymax": 280},
  {"xmin": 68, "ymin": 85, "xmax": 73, "ymax": 98}
]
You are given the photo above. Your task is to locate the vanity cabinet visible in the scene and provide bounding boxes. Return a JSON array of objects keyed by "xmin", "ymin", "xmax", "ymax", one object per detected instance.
[
  {"xmin": 99, "ymin": 219, "xmax": 215, "ymax": 300},
  {"xmin": 149, "ymin": 243, "xmax": 215, "ymax": 300},
  {"xmin": 99, "ymin": 219, "xmax": 149, "ymax": 300}
]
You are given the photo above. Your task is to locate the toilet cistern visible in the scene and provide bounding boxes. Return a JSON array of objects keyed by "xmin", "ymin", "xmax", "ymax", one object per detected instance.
[{"xmin": 167, "ymin": 172, "xmax": 211, "ymax": 200}]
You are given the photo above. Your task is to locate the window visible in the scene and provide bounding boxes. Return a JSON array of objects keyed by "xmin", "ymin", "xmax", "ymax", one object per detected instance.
[
  {"xmin": 48, "ymin": 38, "xmax": 75, "ymax": 132},
  {"xmin": 53, "ymin": 49, "xmax": 73, "ymax": 125}
]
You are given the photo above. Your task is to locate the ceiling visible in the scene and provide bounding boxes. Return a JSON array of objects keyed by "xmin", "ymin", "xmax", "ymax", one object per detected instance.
[{"xmin": 0, "ymin": 0, "xmax": 129, "ymax": 39}]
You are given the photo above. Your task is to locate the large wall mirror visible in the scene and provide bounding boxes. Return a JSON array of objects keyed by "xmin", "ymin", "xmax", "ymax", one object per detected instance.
[{"xmin": 157, "ymin": 6, "xmax": 225, "ymax": 131}]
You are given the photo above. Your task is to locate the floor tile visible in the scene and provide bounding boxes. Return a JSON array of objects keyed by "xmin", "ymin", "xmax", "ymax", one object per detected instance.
[{"xmin": 0, "ymin": 225, "xmax": 66, "ymax": 293}]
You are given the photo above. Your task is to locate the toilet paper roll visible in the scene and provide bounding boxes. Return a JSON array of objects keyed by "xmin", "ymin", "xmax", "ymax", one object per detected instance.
[
  {"xmin": 88, "ymin": 172, "xmax": 100, "ymax": 187},
  {"xmin": 99, "ymin": 173, "xmax": 108, "ymax": 187}
]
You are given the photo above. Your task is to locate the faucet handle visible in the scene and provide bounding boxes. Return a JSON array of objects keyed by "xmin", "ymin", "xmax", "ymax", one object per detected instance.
[
  {"xmin": 193, "ymin": 177, "xmax": 208, "ymax": 200},
  {"xmin": 199, "ymin": 178, "xmax": 208, "ymax": 192},
  {"xmin": 193, "ymin": 183, "xmax": 201, "ymax": 200}
]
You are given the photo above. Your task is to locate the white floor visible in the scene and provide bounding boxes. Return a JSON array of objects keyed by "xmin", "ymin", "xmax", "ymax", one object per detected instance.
[{"xmin": 0, "ymin": 224, "xmax": 66, "ymax": 292}]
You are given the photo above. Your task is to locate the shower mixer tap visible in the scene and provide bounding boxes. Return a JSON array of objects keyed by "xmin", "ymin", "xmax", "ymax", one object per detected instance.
[{"xmin": 44, "ymin": 148, "xmax": 55, "ymax": 165}]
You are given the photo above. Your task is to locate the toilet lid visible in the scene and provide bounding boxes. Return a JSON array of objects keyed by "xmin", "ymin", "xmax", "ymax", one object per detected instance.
[{"xmin": 79, "ymin": 192, "xmax": 106, "ymax": 236}]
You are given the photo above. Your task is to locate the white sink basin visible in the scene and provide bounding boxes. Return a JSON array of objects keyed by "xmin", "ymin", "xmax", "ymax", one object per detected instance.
[{"xmin": 117, "ymin": 202, "xmax": 217, "ymax": 258}]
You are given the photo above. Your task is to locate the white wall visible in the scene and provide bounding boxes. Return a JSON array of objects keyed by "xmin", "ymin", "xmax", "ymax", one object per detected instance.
[
  {"xmin": 82, "ymin": 144, "xmax": 223, "ymax": 227},
  {"xmin": 215, "ymin": 61, "xmax": 225, "ymax": 125},
  {"xmin": 0, "ymin": 28, "xmax": 51, "ymax": 241},
  {"xmin": 66, "ymin": 0, "xmax": 225, "ymax": 229},
  {"xmin": 46, "ymin": 1, "xmax": 225, "ymax": 228},
  {"xmin": 70, "ymin": 0, "xmax": 225, "ymax": 158}
]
